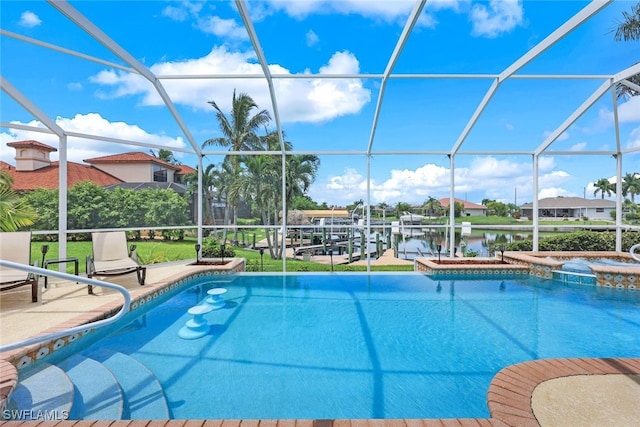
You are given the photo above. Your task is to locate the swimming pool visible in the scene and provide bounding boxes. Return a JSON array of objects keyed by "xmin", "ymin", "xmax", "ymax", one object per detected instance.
[{"xmin": 22, "ymin": 273, "xmax": 640, "ymax": 419}]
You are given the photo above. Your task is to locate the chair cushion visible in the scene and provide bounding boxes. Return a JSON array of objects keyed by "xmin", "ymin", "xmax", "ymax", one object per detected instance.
[{"xmin": 94, "ymin": 258, "xmax": 141, "ymax": 274}]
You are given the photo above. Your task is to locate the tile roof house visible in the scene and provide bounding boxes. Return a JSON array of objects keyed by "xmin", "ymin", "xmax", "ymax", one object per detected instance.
[
  {"xmin": 520, "ymin": 197, "xmax": 616, "ymax": 220},
  {"xmin": 1, "ymin": 140, "xmax": 194, "ymax": 191},
  {"xmin": 1, "ymin": 140, "xmax": 123, "ymax": 191},
  {"xmin": 438, "ymin": 198, "xmax": 487, "ymax": 217}
]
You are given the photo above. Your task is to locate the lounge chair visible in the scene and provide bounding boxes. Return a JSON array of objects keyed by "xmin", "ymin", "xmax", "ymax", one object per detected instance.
[
  {"xmin": 86, "ymin": 231, "xmax": 146, "ymax": 293},
  {"xmin": 0, "ymin": 231, "xmax": 39, "ymax": 302}
]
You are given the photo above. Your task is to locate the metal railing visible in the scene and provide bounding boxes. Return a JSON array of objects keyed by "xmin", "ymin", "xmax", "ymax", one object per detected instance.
[
  {"xmin": 0, "ymin": 260, "xmax": 131, "ymax": 353},
  {"xmin": 630, "ymin": 243, "xmax": 640, "ymax": 263}
]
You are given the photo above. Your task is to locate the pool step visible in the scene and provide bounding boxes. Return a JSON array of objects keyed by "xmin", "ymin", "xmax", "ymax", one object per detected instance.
[
  {"xmin": 58, "ymin": 354, "xmax": 124, "ymax": 420},
  {"xmin": 83, "ymin": 350, "xmax": 170, "ymax": 419},
  {"xmin": 7, "ymin": 362, "xmax": 74, "ymax": 420}
]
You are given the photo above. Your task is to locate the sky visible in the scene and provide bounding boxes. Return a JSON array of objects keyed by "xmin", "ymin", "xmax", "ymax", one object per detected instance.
[{"xmin": 1, "ymin": 0, "xmax": 640, "ymax": 208}]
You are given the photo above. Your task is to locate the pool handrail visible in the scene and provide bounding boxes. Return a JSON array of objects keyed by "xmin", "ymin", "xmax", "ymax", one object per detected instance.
[
  {"xmin": 630, "ymin": 243, "xmax": 640, "ymax": 263},
  {"xmin": 0, "ymin": 259, "xmax": 131, "ymax": 353}
]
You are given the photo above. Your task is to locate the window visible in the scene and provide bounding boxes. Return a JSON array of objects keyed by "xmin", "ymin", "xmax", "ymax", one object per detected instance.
[
  {"xmin": 596, "ymin": 208, "xmax": 604, "ymax": 213},
  {"xmin": 153, "ymin": 165, "xmax": 167, "ymax": 182}
]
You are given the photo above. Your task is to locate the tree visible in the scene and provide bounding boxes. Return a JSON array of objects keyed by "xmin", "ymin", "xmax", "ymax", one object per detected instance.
[
  {"xmin": 622, "ymin": 172, "xmax": 640, "ymax": 203},
  {"xmin": 204, "ymin": 90, "xmax": 271, "ymax": 154},
  {"xmin": 423, "ymin": 196, "xmax": 443, "ymax": 218},
  {"xmin": 394, "ymin": 202, "xmax": 412, "ymax": 218},
  {"xmin": 233, "ymin": 153, "xmax": 280, "ymax": 256},
  {"xmin": 290, "ymin": 195, "xmax": 320, "ymax": 210},
  {"xmin": 184, "ymin": 163, "xmax": 221, "ymax": 225},
  {"xmin": 0, "ymin": 171, "xmax": 37, "ymax": 232},
  {"xmin": 203, "ymin": 90, "xmax": 272, "ymax": 241},
  {"xmin": 150, "ymin": 149, "xmax": 180, "ymax": 165},
  {"xmin": 486, "ymin": 201, "xmax": 508, "ymax": 217},
  {"xmin": 593, "ymin": 177, "xmax": 616, "ymax": 199},
  {"xmin": 614, "ymin": 2, "xmax": 640, "ymax": 42},
  {"xmin": 613, "ymin": 2, "xmax": 640, "ymax": 98}
]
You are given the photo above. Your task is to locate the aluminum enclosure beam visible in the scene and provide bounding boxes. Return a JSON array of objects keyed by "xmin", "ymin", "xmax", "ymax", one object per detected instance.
[
  {"xmin": 450, "ymin": 0, "xmax": 612, "ymax": 157},
  {"xmin": 0, "ymin": 76, "xmax": 65, "ymax": 137},
  {"xmin": 366, "ymin": 0, "xmax": 426, "ymax": 155},
  {"xmin": 47, "ymin": 0, "xmax": 202, "ymax": 157}
]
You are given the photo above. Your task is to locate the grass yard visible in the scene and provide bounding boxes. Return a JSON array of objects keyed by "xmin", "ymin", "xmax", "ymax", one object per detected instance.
[{"xmin": 31, "ymin": 235, "xmax": 414, "ymax": 275}]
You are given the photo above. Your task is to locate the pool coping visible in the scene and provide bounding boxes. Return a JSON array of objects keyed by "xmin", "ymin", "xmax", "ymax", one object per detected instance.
[{"xmin": 1, "ymin": 267, "xmax": 639, "ymax": 426}]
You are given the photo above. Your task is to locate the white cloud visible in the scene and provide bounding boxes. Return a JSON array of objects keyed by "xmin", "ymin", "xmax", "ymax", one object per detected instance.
[
  {"xmin": 468, "ymin": 156, "xmax": 523, "ymax": 178},
  {"xmin": 538, "ymin": 156, "xmax": 556, "ymax": 172},
  {"xmin": 598, "ymin": 96, "xmax": 640, "ymax": 124},
  {"xmin": 538, "ymin": 187, "xmax": 572, "ymax": 199},
  {"xmin": 0, "ymin": 113, "xmax": 187, "ymax": 165},
  {"xmin": 90, "ymin": 47, "xmax": 371, "ymax": 123},
  {"xmin": 251, "ymin": 0, "xmax": 459, "ymax": 28},
  {"xmin": 313, "ymin": 156, "xmax": 572, "ymax": 206},
  {"xmin": 306, "ymin": 29, "xmax": 319, "ymax": 47},
  {"xmin": 18, "ymin": 11, "xmax": 42, "ymax": 28},
  {"xmin": 67, "ymin": 82, "xmax": 83, "ymax": 91},
  {"xmin": 260, "ymin": 0, "xmax": 415, "ymax": 20},
  {"xmin": 469, "ymin": 0, "xmax": 524, "ymax": 38},
  {"xmin": 569, "ymin": 142, "xmax": 587, "ymax": 152},
  {"xmin": 196, "ymin": 16, "xmax": 248, "ymax": 40},
  {"xmin": 626, "ymin": 126, "xmax": 640, "ymax": 148}
]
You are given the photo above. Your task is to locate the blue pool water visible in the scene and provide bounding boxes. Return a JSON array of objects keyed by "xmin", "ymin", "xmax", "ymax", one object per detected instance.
[{"xmin": 58, "ymin": 274, "xmax": 640, "ymax": 419}]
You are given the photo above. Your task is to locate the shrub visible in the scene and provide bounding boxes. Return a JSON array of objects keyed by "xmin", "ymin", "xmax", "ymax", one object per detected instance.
[
  {"xmin": 506, "ymin": 231, "xmax": 640, "ymax": 252},
  {"xmin": 201, "ymin": 238, "xmax": 236, "ymax": 258},
  {"xmin": 465, "ymin": 249, "xmax": 479, "ymax": 257}
]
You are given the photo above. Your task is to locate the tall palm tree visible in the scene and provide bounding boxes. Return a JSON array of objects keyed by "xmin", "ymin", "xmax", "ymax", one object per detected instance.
[
  {"xmin": 614, "ymin": 2, "xmax": 640, "ymax": 98},
  {"xmin": 614, "ymin": 2, "xmax": 640, "ymax": 42},
  {"xmin": 204, "ymin": 90, "xmax": 271, "ymax": 154},
  {"xmin": 593, "ymin": 177, "xmax": 616, "ymax": 199},
  {"xmin": 622, "ymin": 172, "xmax": 640, "ymax": 203},
  {"xmin": 0, "ymin": 170, "xmax": 37, "ymax": 232},
  {"xmin": 233, "ymin": 153, "xmax": 281, "ymax": 256},
  {"xmin": 183, "ymin": 163, "xmax": 220, "ymax": 225},
  {"xmin": 204, "ymin": 90, "xmax": 272, "ymax": 242}
]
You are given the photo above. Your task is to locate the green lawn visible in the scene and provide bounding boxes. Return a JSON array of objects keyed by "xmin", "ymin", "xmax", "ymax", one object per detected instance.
[{"xmin": 32, "ymin": 236, "xmax": 414, "ymax": 275}]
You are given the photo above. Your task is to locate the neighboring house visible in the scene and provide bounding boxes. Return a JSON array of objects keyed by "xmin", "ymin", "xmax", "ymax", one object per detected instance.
[
  {"xmin": 520, "ymin": 197, "xmax": 616, "ymax": 220},
  {"xmin": 1, "ymin": 140, "xmax": 123, "ymax": 190},
  {"xmin": 1, "ymin": 140, "xmax": 197, "ymax": 220},
  {"xmin": 438, "ymin": 198, "xmax": 487, "ymax": 217},
  {"xmin": 84, "ymin": 151, "xmax": 185, "ymax": 184}
]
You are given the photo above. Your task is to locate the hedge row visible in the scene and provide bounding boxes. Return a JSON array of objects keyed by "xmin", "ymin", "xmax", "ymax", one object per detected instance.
[{"xmin": 506, "ymin": 230, "xmax": 640, "ymax": 252}]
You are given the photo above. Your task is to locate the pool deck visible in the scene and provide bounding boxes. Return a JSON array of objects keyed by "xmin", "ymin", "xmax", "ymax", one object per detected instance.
[{"xmin": 1, "ymin": 261, "xmax": 639, "ymax": 427}]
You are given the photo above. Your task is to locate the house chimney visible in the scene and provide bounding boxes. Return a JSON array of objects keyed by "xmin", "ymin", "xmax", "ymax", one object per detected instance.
[{"xmin": 7, "ymin": 140, "xmax": 57, "ymax": 171}]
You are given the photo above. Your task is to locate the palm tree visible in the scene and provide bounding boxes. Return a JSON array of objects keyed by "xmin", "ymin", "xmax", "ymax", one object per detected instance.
[
  {"xmin": 150, "ymin": 148, "xmax": 180, "ymax": 165},
  {"xmin": 622, "ymin": 172, "xmax": 640, "ymax": 203},
  {"xmin": 614, "ymin": 2, "xmax": 640, "ymax": 98},
  {"xmin": 204, "ymin": 90, "xmax": 272, "ymax": 242},
  {"xmin": 614, "ymin": 2, "xmax": 640, "ymax": 42},
  {"xmin": 0, "ymin": 171, "xmax": 37, "ymax": 232},
  {"xmin": 204, "ymin": 90, "xmax": 271, "ymax": 154},
  {"xmin": 593, "ymin": 177, "xmax": 616, "ymax": 199},
  {"xmin": 423, "ymin": 196, "xmax": 443, "ymax": 218},
  {"xmin": 183, "ymin": 163, "xmax": 220, "ymax": 225}
]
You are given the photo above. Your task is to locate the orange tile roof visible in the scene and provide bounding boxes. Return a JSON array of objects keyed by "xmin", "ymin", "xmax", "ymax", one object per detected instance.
[
  {"xmin": 0, "ymin": 161, "xmax": 123, "ymax": 191},
  {"xmin": 84, "ymin": 151, "xmax": 180, "ymax": 170},
  {"xmin": 176, "ymin": 164, "xmax": 196, "ymax": 175},
  {"xmin": 6, "ymin": 140, "xmax": 57, "ymax": 152},
  {"xmin": 438, "ymin": 197, "xmax": 487, "ymax": 210}
]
